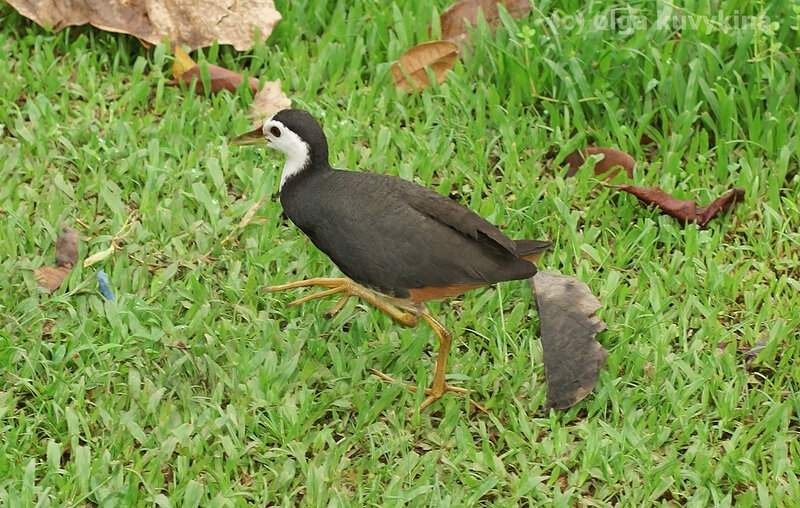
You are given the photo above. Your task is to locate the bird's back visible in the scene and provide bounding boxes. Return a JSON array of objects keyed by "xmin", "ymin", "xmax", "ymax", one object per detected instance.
[{"xmin": 280, "ymin": 170, "xmax": 543, "ymax": 298}]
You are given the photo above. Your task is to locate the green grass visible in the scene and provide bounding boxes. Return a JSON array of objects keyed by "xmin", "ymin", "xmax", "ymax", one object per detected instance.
[{"xmin": 1, "ymin": 0, "xmax": 798, "ymax": 505}]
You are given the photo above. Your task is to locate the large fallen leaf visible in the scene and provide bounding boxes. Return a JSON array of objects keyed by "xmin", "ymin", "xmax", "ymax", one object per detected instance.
[
  {"xmin": 35, "ymin": 225, "xmax": 80, "ymax": 293},
  {"xmin": 250, "ymin": 79, "xmax": 291, "ymax": 122},
  {"xmin": 531, "ymin": 271, "xmax": 608, "ymax": 410},
  {"xmin": 168, "ymin": 46, "xmax": 259, "ymax": 94},
  {"xmin": 613, "ymin": 185, "xmax": 745, "ymax": 227},
  {"xmin": 392, "ymin": 41, "xmax": 458, "ymax": 92},
  {"xmin": 441, "ymin": 0, "xmax": 531, "ymax": 48},
  {"xmin": 7, "ymin": 0, "xmax": 281, "ymax": 51},
  {"xmin": 565, "ymin": 147, "xmax": 635, "ymax": 180}
]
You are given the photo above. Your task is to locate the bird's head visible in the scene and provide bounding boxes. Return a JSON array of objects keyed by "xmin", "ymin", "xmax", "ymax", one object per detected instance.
[{"xmin": 232, "ymin": 108, "xmax": 330, "ymax": 189}]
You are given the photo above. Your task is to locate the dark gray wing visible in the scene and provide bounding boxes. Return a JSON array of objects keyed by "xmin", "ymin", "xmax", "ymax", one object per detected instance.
[
  {"xmin": 281, "ymin": 170, "xmax": 536, "ymax": 296},
  {"xmin": 398, "ymin": 180, "xmax": 519, "ymax": 256}
]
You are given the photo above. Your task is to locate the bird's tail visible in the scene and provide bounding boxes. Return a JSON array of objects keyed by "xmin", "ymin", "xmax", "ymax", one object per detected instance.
[{"xmin": 515, "ymin": 239, "xmax": 552, "ymax": 262}]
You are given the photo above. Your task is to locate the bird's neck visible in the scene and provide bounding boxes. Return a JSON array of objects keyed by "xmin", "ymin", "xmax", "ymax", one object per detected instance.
[
  {"xmin": 279, "ymin": 138, "xmax": 329, "ymax": 189},
  {"xmin": 279, "ymin": 149, "xmax": 331, "ymax": 191}
]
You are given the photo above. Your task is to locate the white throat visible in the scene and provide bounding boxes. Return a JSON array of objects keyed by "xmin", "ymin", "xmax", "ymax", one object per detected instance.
[{"xmin": 279, "ymin": 142, "xmax": 310, "ymax": 190}]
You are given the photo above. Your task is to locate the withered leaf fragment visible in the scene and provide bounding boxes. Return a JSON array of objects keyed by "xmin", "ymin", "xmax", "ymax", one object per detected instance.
[
  {"xmin": 168, "ymin": 46, "xmax": 259, "ymax": 94},
  {"xmin": 35, "ymin": 266, "xmax": 72, "ymax": 293},
  {"xmin": 392, "ymin": 41, "xmax": 458, "ymax": 92},
  {"xmin": 614, "ymin": 185, "xmax": 745, "ymax": 228},
  {"xmin": 565, "ymin": 147, "xmax": 635, "ymax": 180},
  {"xmin": 739, "ymin": 338, "xmax": 768, "ymax": 371},
  {"xmin": 440, "ymin": 0, "xmax": 531, "ymax": 47},
  {"xmin": 35, "ymin": 225, "xmax": 80, "ymax": 293},
  {"xmin": 250, "ymin": 79, "xmax": 292, "ymax": 123},
  {"xmin": 54, "ymin": 225, "xmax": 80, "ymax": 268},
  {"xmin": 531, "ymin": 271, "xmax": 608, "ymax": 410}
]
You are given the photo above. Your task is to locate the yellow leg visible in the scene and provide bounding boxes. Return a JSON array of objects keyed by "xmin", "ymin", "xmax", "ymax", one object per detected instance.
[
  {"xmin": 417, "ymin": 310, "xmax": 470, "ymax": 410},
  {"xmin": 266, "ymin": 277, "xmax": 418, "ymax": 327},
  {"xmin": 370, "ymin": 306, "xmax": 485, "ymax": 412},
  {"xmin": 268, "ymin": 277, "xmax": 486, "ymax": 412}
]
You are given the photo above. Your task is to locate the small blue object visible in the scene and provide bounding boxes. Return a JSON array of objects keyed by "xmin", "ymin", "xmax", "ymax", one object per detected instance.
[{"xmin": 97, "ymin": 270, "xmax": 115, "ymax": 301}]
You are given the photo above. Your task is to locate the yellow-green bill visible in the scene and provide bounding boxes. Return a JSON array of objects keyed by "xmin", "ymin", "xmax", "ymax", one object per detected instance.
[{"xmin": 230, "ymin": 126, "xmax": 265, "ymax": 146}]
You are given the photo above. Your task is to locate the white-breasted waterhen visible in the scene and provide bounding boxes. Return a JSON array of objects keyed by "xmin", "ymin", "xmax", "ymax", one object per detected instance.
[{"xmin": 232, "ymin": 109, "xmax": 551, "ymax": 410}]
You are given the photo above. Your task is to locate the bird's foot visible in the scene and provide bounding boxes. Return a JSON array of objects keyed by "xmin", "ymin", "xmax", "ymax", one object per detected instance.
[
  {"xmin": 266, "ymin": 277, "xmax": 418, "ymax": 327},
  {"xmin": 266, "ymin": 277, "xmax": 352, "ymax": 317},
  {"xmin": 367, "ymin": 368, "xmax": 488, "ymax": 414}
]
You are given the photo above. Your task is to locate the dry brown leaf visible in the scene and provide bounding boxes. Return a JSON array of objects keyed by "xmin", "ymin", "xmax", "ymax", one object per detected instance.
[
  {"xmin": 392, "ymin": 41, "xmax": 458, "ymax": 92},
  {"xmin": 441, "ymin": 0, "xmax": 531, "ymax": 49},
  {"xmin": 565, "ymin": 147, "xmax": 636, "ymax": 180},
  {"xmin": 168, "ymin": 47, "xmax": 259, "ymax": 94},
  {"xmin": 168, "ymin": 62, "xmax": 260, "ymax": 94},
  {"xmin": 35, "ymin": 266, "xmax": 72, "ymax": 293},
  {"xmin": 696, "ymin": 188, "xmax": 747, "ymax": 226},
  {"xmin": 250, "ymin": 79, "xmax": 291, "ymax": 123},
  {"xmin": 7, "ymin": 0, "xmax": 281, "ymax": 51},
  {"xmin": 614, "ymin": 185, "xmax": 745, "ymax": 228}
]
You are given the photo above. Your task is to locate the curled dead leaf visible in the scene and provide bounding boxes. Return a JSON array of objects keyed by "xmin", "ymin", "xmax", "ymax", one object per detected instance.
[
  {"xmin": 695, "ymin": 188, "xmax": 747, "ymax": 227},
  {"xmin": 392, "ymin": 41, "xmax": 458, "ymax": 92},
  {"xmin": 83, "ymin": 245, "xmax": 116, "ymax": 268},
  {"xmin": 565, "ymin": 147, "xmax": 635, "ymax": 180},
  {"xmin": 441, "ymin": 0, "xmax": 531, "ymax": 48},
  {"xmin": 170, "ymin": 64, "xmax": 259, "ymax": 94},
  {"xmin": 6, "ymin": 0, "xmax": 280, "ymax": 51},
  {"xmin": 613, "ymin": 185, "xmax": 745, "ymax": 228},
  {"xmin": 531, "ymin": 271, "xmax": 608, "ymax": 410}
]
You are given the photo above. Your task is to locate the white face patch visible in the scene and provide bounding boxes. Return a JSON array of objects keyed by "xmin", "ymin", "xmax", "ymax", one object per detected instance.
[{"xmin": 262, "ymin": 118, "xmax": 311, "ymax": 190}]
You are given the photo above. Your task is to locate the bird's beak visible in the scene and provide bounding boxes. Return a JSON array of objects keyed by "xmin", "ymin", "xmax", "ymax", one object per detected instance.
[{"xmin": 230, "ymin": 126, "xmax": 266, "ymax": 146}]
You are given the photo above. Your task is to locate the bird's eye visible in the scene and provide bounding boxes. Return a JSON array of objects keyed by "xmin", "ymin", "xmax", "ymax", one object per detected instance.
[{"xmin": 270, "ymin": 126, "xmax": 281, "ymax": 138}]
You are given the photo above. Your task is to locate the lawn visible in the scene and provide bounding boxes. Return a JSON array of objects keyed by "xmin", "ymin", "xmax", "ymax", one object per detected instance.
[{"xmin": 1, "ymin": 0, "xmax": 798, "ymax": 506}]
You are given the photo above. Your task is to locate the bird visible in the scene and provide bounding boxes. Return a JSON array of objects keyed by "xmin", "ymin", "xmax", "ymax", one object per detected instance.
[{"xmin": 232, "ymin": 108, "xmax": 551, "ymax": 410}]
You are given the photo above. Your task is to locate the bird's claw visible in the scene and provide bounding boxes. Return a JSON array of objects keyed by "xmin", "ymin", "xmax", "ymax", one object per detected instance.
[{"xmin": 367, "ymin": 368, "xmax": 488, "ymax": 414}]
